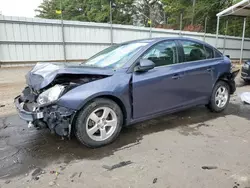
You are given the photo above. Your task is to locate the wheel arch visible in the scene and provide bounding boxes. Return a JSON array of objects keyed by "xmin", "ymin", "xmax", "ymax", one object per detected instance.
[
  {"xmin": 75, "ymin": 94, "xmax": 128, "ymax": 126},
  {"xmin": 96, "ymin": 95, "xmax": 127, "ymax": 125},
  {"xmin": 217, "ymin": 72, "xmax": 235, "ymax": 94}
]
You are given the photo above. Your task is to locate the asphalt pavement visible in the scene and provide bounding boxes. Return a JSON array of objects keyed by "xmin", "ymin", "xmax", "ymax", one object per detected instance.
[{"xmin": 0, "ymin": 68, "xmax": 250, "ymax": 188}]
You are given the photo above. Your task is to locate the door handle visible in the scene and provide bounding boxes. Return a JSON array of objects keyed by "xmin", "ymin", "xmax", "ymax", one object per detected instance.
[
  {"xmin": 172, "ymin": 74, "xmax": 180, "ymax": 79},
  {"xmin": 207, "ymin": 67, "xmax": 213, "ymax": 72}
]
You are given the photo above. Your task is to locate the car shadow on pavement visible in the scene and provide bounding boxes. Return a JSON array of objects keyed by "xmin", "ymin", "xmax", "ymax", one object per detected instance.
[{"xmin": 0, "ymin": 100, "xmax": 249, "ymax": 178}]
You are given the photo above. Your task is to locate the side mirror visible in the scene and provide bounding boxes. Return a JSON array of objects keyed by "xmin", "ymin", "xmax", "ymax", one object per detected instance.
[
  {"xmin": 134, "ymin": 59, "xmax": 155, "ymax": 72},
  {"xmin": 226, "ymin": 55, "xmax": 230, "ymax": 58}
]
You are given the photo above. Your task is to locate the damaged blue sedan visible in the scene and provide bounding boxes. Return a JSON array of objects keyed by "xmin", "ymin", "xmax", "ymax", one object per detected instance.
[{"xmin": 15, "ymin": 37, "xmax": 239, "ymax": 148}]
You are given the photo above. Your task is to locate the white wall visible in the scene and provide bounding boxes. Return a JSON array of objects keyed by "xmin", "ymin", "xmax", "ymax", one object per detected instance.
[{"xmin": 0, "ymin": 15, "xmax": 249, "ymax": 63}]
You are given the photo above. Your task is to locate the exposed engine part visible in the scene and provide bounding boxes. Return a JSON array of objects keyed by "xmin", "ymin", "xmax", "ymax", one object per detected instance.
[
  {"xmin": 53, "ymin": 74, "xmax": 107, "ymax": 85},
  {"xmin": 48, "ymin": 74, "xmax": 108, "ymax": 93}
]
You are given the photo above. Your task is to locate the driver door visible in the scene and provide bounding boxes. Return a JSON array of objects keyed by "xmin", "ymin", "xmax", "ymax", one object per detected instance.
[{"xmin": 132, "ymin": 40, "xmax": 188, "ymax": 119}]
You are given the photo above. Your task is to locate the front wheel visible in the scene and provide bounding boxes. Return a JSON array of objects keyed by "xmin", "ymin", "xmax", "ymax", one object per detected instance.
[
  {"xmin": 74, "ymin": 98, "xmax": 123, "ymax": 148},
  {"xmin": 207, "ymin": 81, "xmax": 230, "ymax": 113}
]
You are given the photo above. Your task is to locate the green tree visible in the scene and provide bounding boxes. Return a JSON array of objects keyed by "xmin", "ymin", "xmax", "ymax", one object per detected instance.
[
  {"xmin": 133, "ymin": 0, "xmax": 165, "ymax": 27},
  {"xmin": 161, "ymin": 0, "xmax": 234, "ymax": 32},
  {"xmin": 36, "ymin": 0, "xmax": 250, "ymax": 37},
  {"xmin": 36, "ymin": 0, "xmax": 135, "ymax": 24}
]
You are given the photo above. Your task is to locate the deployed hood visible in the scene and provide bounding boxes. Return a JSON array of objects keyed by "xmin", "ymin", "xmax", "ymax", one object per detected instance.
[{"xmin": 26, "ymin": 63, "xmax": 114, "ymax": 90}]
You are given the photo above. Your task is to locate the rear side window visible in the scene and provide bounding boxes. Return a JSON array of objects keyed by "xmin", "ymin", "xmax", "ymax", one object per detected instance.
[
  {"xmin": 204, "ymin": 46, "xmax": 214, "ymax": 59},
  {"xmin": 180, "ymin": 41, "xmax": 206, "ymax": 62}
]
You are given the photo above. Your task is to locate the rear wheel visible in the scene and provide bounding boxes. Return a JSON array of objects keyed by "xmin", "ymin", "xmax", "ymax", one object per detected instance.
[
  {"xmin": 207, "ymin": 81, "xmax": 230, "ymax": 113},
  {"xmin": 74, "ymin": 98, "xmax": 123, "ymax": 148}
]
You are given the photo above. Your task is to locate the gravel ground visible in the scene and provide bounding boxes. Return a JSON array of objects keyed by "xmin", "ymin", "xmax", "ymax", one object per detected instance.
[
  {"xmin": 0, "ymin": 67, "xmax": 32, "ymax": 117},
  {"xmin": 0, "ymin": 67, "xmax": 250, "ymax": 188}
]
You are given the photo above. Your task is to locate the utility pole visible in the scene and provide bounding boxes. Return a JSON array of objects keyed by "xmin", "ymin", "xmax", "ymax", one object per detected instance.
[{"xmin": 192, "ymin": 0, "xmax": 196, "ymax": 25}]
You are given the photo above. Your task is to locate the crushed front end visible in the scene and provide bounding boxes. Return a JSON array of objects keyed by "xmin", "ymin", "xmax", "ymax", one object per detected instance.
[
  {"xmin": 14, "ymin": 86, "xmax": 75, "ymax": 137},
  {"xmin": 14, "ymin": 63, "xmax": 113, "ymax": 138}
]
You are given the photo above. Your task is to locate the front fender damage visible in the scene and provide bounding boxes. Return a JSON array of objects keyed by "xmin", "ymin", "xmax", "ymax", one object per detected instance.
[{"xmin": 20, "ymin": 73, "xmax": 111, "ymax": 138}]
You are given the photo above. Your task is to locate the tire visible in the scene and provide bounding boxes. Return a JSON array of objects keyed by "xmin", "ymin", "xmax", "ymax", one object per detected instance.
[
  {"xmin": 74, "ymin": 98, "xmax": 123, "ymax": 148},
  {"xmin": 207, "ymin": 81, "xmax": 230, "ymax": 113}
]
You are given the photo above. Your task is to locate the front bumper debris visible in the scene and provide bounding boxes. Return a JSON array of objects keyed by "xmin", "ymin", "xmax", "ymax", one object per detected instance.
[
  {"xmin": 14, "ymin": 88, "xmax": 75, "ymax": 137},
  {"xmin": 14, "ymin": 96, "xmax": 43, "ymax": 121}
]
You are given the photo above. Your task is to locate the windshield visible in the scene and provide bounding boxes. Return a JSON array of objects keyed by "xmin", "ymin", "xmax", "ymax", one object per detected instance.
[{"xmin": 83, "ymin": 42, "xmax": 149, "ymax": 69}]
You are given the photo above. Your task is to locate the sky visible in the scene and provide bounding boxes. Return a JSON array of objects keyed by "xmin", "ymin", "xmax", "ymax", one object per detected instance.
[{"xmin": 0, "ymin": 0, "xmax": 43, "ymax": 17}]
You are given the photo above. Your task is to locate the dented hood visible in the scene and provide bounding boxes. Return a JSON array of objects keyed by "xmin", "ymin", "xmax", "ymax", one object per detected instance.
[{"xmin": 26, "ymin": 63, "xmax": 114, "ymax": 90}]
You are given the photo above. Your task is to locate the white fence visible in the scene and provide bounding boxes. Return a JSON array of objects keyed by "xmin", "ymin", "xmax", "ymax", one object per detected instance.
[{"xmin": 0, "ymin": 15, "xmax": 250, "ymax": 65}]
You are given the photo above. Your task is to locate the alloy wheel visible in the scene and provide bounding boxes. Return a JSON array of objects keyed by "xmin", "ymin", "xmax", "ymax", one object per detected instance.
[
  {"xmin": 215, "ymin": 86, "xmax": 229, "ymax": 108},
  {"xmin": 86, "ymin": 107, "xmax": 118, "ymax": 141}
]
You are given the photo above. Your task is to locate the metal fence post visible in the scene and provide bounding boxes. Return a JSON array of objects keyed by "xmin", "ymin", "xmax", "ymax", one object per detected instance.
[
  {"xmin": 60, "ymin": 0, "xmax": 66, "ymax": 62},
  {"xmin": 240, "ymin": 17, "xmax": 246, "ymax": 64},
  {"xmin": 61, "ymin": 19, "xmax": 66, "ymax": 62},
  {"xmin": 223, "ymin": 20, "xmax": 228, "ymax": 55},
  {"xmin": 179, "ymin": 13, "xmax": 183, "ymax": 36},
  {"xmin": 203, "ymin": 17, "xmax": 207, "ymax": 41},
  {"xmin": 215, "ymin": 16, "xmax": 220, "ymax": 48},
  {"xmin": 110, "ymin": 1, "xmax": 113, "ymax": 45},
  {"xmin": 149, "ymin": 22, "xmax": 152, "ymax": 38}
]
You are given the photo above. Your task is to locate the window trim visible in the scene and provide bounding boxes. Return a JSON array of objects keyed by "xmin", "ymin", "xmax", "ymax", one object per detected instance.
[
  {"xmin": 204, "ymin": 45, "xmax": 214, "ymax": 59},
  {"xmin": 214, "ymin": 48, "xmax": 223, "ymax": 58}
]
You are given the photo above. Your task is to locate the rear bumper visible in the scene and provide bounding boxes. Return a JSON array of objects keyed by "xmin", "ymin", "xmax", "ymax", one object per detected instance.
[
  {"xmin": 14, "ymin": 96, "xmax": 43, "ymax": 122},
  {"xmin": 241, "ymin": 68, "xmax": 250, "ymax": 80},
  {"xmin": 228, "ymin": 69, "xmax": 239, "ymax": 94}
]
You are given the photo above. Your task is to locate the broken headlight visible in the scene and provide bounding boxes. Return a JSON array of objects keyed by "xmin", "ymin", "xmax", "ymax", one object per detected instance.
[{"xmin": 37, "ymin": 85, "xmax": 65, "ymax": 106}]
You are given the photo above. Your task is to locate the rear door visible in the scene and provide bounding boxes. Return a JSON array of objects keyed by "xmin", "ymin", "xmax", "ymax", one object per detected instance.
[{"xmin": 177, "ymin": 40, "xmax": 216, "ymax": 105}]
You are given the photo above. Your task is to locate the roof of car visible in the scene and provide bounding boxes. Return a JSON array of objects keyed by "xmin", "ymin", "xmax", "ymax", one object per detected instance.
[{"xmin": 121, "ymin": 37, "xmax": 214, "ymax": 48}]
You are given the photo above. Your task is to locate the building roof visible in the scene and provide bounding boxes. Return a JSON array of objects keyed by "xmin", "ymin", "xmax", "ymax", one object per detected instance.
[{"xmin": 217, "ymin": 0, "xmax": 250, "ymax": 17}]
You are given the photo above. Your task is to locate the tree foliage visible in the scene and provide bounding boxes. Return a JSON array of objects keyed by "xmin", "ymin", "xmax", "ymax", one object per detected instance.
[
  {"xmin": 36, "ymin": 0, "xmax": 250, "ymax": 37},
  {"xmin": 36, "ymin": 0, "xmax": 135, "ymax": 24}
]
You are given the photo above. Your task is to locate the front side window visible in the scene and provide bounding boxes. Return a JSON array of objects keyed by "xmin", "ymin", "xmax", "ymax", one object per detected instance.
[
  {"xmin": 180, "ymin": 40, "xmax": 206, "ymax": 62},
  {"xmin": 142, "ymin": 41, "xmax": 177, "ymax": 67}
]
